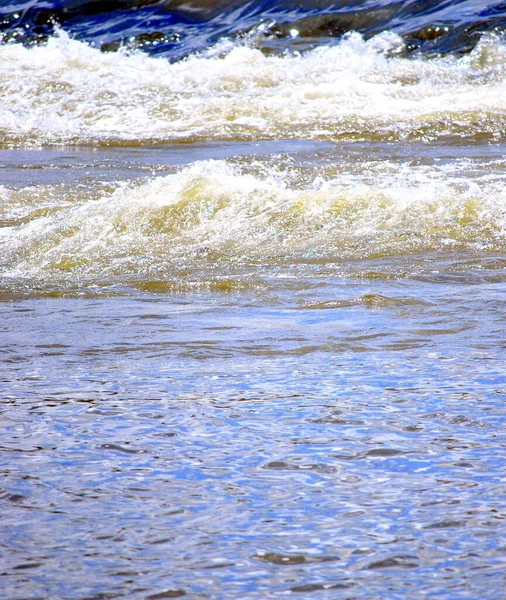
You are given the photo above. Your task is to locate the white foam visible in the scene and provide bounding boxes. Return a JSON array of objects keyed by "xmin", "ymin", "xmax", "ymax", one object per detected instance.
[
  {"xmin": 1, "ymin": 30, "xmax": 506, "ymax": 145},
  {"xmin": 2, "ymin": 158, "xmax": 506, "ymax": 281}
]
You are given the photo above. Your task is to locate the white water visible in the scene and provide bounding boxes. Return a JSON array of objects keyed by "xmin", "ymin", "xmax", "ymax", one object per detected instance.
[
  {"xmin": 1, "ymin": 30, "xmax": 506, "ymax": 145},
  {"xmin": 2, "ymin": 154, "xmax": 506, "ymax": 285}
]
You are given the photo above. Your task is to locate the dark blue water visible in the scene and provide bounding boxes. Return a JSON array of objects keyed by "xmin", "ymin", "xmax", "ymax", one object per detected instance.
[{"xmin": 3, "ymin": 0, "xmax": 506, "ymax": 59}]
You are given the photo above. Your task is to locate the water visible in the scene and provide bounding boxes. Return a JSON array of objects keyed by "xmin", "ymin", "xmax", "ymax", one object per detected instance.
[
  {"xmin": 3, "ymin": 0, "xmax": 506, "ymax": 58},
  {"xmin": 1, "ymin": 2, "xmax": 506, "ymax": 599}
]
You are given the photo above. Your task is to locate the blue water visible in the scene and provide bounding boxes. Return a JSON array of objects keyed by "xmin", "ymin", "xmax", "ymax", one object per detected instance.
[
  {"xmin": 2, "ymin": 2, "xmax": 506, "ymax": 599},
  {"xmin": 2, "ymin": 286, "xmax": 506, "ymax": 599},
  {"xmin": 3, "ymin": 0, "xmax": 506, "ymax": 58}
]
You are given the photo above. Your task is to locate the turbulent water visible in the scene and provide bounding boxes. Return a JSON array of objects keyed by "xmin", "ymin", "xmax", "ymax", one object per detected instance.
[{"xmin": 2, "ymin": 2, "xmax": 506, "ymax": 599}]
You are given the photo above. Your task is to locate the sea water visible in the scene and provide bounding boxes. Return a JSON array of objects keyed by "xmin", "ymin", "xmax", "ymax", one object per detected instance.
[{"xmin": 1, "ymin": 2, "xmax": 506, "ymax": 598}]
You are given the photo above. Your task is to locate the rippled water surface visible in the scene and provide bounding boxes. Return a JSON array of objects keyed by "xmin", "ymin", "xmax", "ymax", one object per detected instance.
[
  {"xmin": 2, "ymin": 1, "xmax": 506, "ymax": 598},
  {"xmin": 3, "ymin": 277, "xmax": 506, "ymax": 599}
]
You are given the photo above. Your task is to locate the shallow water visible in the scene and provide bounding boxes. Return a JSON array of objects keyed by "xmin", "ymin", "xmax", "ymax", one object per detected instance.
[
  {"xmin": 2, "ymin": 140, "xmax": 506, "ymax": 599},
  {"xmin": 3, "ymin": 282, "xmax": 506, "ymax": 599},
  {"xmin": 2, "ymin": 2, "xmax": 506, "ymax": 599}
]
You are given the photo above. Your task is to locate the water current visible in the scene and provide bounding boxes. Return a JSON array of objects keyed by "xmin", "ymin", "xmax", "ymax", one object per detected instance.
[{"xmin": 1, "ymin": 1, "xmax": 506, "ymax": 599}]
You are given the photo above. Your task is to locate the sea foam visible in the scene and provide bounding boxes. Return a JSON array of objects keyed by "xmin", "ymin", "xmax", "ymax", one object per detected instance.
[
  {"xmin": 2, "ymin": 158, "xmax": 505, "ymax": 284},
  {"xmin": 1, "ymin": 30, "xmax": 506, "ymax": 146}
]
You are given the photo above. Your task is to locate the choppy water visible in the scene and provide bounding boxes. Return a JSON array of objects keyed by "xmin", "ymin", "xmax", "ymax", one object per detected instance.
[{"xmin": 2, "ymin": 2, "xmax": 506, "ymax": 599}]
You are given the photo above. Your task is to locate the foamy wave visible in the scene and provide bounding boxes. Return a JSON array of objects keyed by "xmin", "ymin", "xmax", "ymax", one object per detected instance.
[
  {"xmin": 2, "ymin": 159, "xmax": 506, "ymax": 283},
  {"xmin": 1, "ymin": 31, "xmax": 506, "ymax": 146}
]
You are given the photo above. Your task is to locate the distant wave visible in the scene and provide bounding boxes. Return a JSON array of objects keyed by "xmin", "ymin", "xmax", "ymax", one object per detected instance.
[
  {"xmin": 1, "ymin": 30, "xmax": 506, "ymax": 148},
  {"xmin": 2, "ymin": 0, "xmax": 506, "ymax": 59}
]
